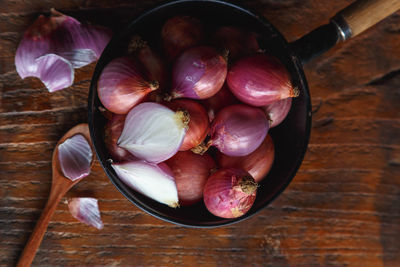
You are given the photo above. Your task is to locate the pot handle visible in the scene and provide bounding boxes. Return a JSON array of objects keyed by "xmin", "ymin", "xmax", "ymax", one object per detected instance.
[{"xmin": 291, "ymin": 0, "xmax": 400, "ymax": 63}]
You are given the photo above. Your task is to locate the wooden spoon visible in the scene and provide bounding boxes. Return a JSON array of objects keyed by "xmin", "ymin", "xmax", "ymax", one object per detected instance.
[{"xmin": 17, "ymin": 123, "xmax": 94, "ymax": 267}]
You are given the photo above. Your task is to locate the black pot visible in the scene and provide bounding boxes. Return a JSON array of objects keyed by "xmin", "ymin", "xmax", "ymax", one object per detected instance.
[{"xmin": 88, "ymin": 0, "xmax": 397, "ymax": 227}]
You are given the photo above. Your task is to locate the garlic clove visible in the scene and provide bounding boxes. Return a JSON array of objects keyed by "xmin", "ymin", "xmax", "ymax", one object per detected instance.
[
  {"xmin": 58, "ymin": 134, "xmax": 93, "ymax": 181},
  {"xmin": 68, "ymin": 198, "xmax": 104, "ymax": 229},
  {"xmin": 112, "ymin": 161, "xmax": 179, "ymax": 208},
  {"xmin": 15, "ymin": 9, "xmax": 111, "ymax": 92}
]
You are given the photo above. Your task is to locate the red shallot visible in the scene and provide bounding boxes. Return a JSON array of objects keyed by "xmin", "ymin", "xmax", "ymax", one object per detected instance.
[
  {"xmin": 212, "ymin": 26, "xmax": 260, "ymax": 61},
  {"xmin": 209, "ymin": 104, "xmax": 269, "ymax": 157},
  {"xmin": 227, "ymin": 53, "xmax": 297, "ymax": 106},
  {"xmin": 203, "ymin": 168, "xmax": 257, "ymax": 218},
  {"xmin": 128, "ymin": 35, "xmax": 167, "ymax": 90},
  {"xmin": 161, "ymin": 15, "xmax": 204, "ymax": 61},
  {"xmin": 201, "ymin": 83, "xmax": 239, "ymax": 122},
  {"xmin": 166, "ymin": 151, "xmax": 215, "ymax": 206},
  {"xmin": 217, "ymin": 135, "xmax": 274, "ymax": 182},
  {"xmin": 104, "ymin": 114, "xmax": 136, "ymax": 162},
  {"xmin": 171, "ymin": 46, "xmax": 227, "ymax": 100},
  {"xmin": 98, "ymin": 57, "xmax": 159, "ymax": 114},
  {"xmin": 166, "ymin": 99, "xmax": 209, "ymax": 151},
  {"xmin": 262, "ymin": 97, "xmax": 292, "ymax": 128}
]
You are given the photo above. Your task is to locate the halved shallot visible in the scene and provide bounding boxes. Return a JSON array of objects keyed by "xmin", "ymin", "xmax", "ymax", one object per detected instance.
[
  {"xmin": 112, "ymin": 161, "xmax": 179, "ymax": 207},
  {"xmin": 118, "ymin": 102, "xmax": 189, "ymax": 163}
]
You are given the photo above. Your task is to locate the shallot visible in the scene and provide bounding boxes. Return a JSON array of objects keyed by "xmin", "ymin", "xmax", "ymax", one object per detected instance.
[
  {"xmin": 217, "ymin": 135, "xmax": 274, "ymax": 182},
  {"xmin": 166, "ymin": 151, "xmax": 215, "ymax": 206},
  {"xmin": 112, "ymin": 161, "xmax": 179, "ymax": 207},
  {"xmin": 209, "ymin": 104, "xmax": 269, "ymax": 157},
  {"xmin": 212, "ymin": 26, "xmax": 260, "ymax": 61},
  {"xmin": 201, "ymin": 83, "xmax": 239, "ymax": 122},
  {"xmin": 98, "ymin": 57, "xmax": 159, "ymax": 114},
  {"xmin": 166, "ymin": 99, "xmax": 209, "ymax": 151},
  {"xmin": 171, "ymin": 46, "xmax": 227, "ymax": 100},
  {"xmin": 128, "ymin": 35, "xmax": 167, "ymax": 90},
  {"xmin": 118, "ymin": 102, "xmax": 189, "ymax": 163},
  {"xmin": 161, "ymin": 15, "xmax": 204, "ymax": 61},
  {"xmin": 227, "ymin": 54, "xmax": 297, "ymax": 106},
  {"xmin": 203, "ymin": 168, "xmax": 257, "ymax": 218},
  {"xmin": 262, "ymin": 97, "xmax": 292, "ymax": 128},
  {"xmin": 104, "ymin": 114, "xmax": 136, "ymax": 162}
]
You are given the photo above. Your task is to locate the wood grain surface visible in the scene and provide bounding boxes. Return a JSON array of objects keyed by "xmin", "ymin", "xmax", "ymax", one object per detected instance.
[{"xmin": 1, "ymin": 0, "xmax": 399, "ymax": 266}]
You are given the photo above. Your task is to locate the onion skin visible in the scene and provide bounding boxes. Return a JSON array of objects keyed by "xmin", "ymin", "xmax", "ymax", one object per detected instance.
[
  {"xmin": 262, "ymin": 97, "xmax": 292, "ymax": 128},
  {"xmin": 203, "ymin": 168, "xmax": 257, "ymax": 218},
  {"xmin": 227, "ymin": 54, "xmax": 296, "ymax": 107},
  {"xmin": 212, "ymin": 26, "xmax": 259, "ymax": 61},
  {"xmin": 201, "ymin": 83, "xmax": 239, "ymax": 122},
  {"xmin": 98, "ymin": 57, "xmax": 158, "ymax": 114},
  {"xmin": 171, "ymin": 46, "xmax": 227, "ymax": 100},
  {"xmin": 166, "ymin": 99, "xmax": 210, "ymax": 151},
  {"xmin": 217, "ymin": 135, "xmax": 274, "ymax": 182},
  {"xmin": 166, "ymin": 151, "xmax": 215, "ymax": 206},
  {"xmin": 104, "ymin": 114, "xmax": 136, "ymax": 162},
  {"xmin": 161, "ymin": 15, "xmax": 204, "ymax": 61},
  {"xmin": 58, "ymin": 134, "xmax": 92, "ymax": 181},
  {"xmin": 210, "ymin": 104, "xmax": 269, "ymax": 157}
]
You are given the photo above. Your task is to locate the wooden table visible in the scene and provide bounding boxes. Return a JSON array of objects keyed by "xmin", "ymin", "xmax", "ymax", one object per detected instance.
[{"xmin": 1, "ymin": 0, "xmax": 399, "ymax": 266}]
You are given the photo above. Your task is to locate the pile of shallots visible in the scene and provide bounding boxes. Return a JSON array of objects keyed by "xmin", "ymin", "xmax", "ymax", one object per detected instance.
[{"xmin": 100, "ymin": 16, "xmax": 297, "ymax": 219}]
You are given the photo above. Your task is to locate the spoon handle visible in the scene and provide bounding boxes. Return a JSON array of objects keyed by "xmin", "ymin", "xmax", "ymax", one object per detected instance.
[{"xmin": 16, "ymin": 189, "xmax": 63, "ymax": 267}]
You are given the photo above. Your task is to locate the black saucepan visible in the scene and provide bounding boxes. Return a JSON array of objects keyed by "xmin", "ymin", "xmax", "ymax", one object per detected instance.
[{"xmin": 88, "ymin": 0, "xmax": 400, "ymax": 227}]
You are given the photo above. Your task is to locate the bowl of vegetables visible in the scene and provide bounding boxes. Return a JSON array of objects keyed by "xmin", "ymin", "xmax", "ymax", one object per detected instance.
[{"xmin": 88, "ymin": 0, "xmax": 311, "ymax": 227}]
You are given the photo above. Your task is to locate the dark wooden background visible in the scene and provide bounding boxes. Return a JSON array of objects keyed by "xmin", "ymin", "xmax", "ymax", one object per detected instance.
[{"xmin": 1, "ymin": 0, "xmax": 399, "ymax": 266}]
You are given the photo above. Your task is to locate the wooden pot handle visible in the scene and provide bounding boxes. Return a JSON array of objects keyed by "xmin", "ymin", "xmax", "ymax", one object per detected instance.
[{"xmin": 332, "ymin": 0, "xmax": 400, "ymax": 40}]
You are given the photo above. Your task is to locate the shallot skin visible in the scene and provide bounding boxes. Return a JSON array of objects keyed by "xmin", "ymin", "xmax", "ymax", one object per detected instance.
[
  {"xmin": 227, "ymin": 54, "xmax": 296, "ymax": 106},
  {"xmin": 210, "ymin": 104, "xmax": 269, "ymax": 157},
  {"xmin": 166, "ymin": 151, "xmax": 215, "ymax": 206},
  {"xmin": 171, "ymin": 46, "xmax": 227, "ymax": 100},
  {"xmin": 203, "ymin": 168, "xmax": 257, "ymax": 219},
  {"xmin": 217, "ymin": 135, "xmax": 274, "ymax": 182}
]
